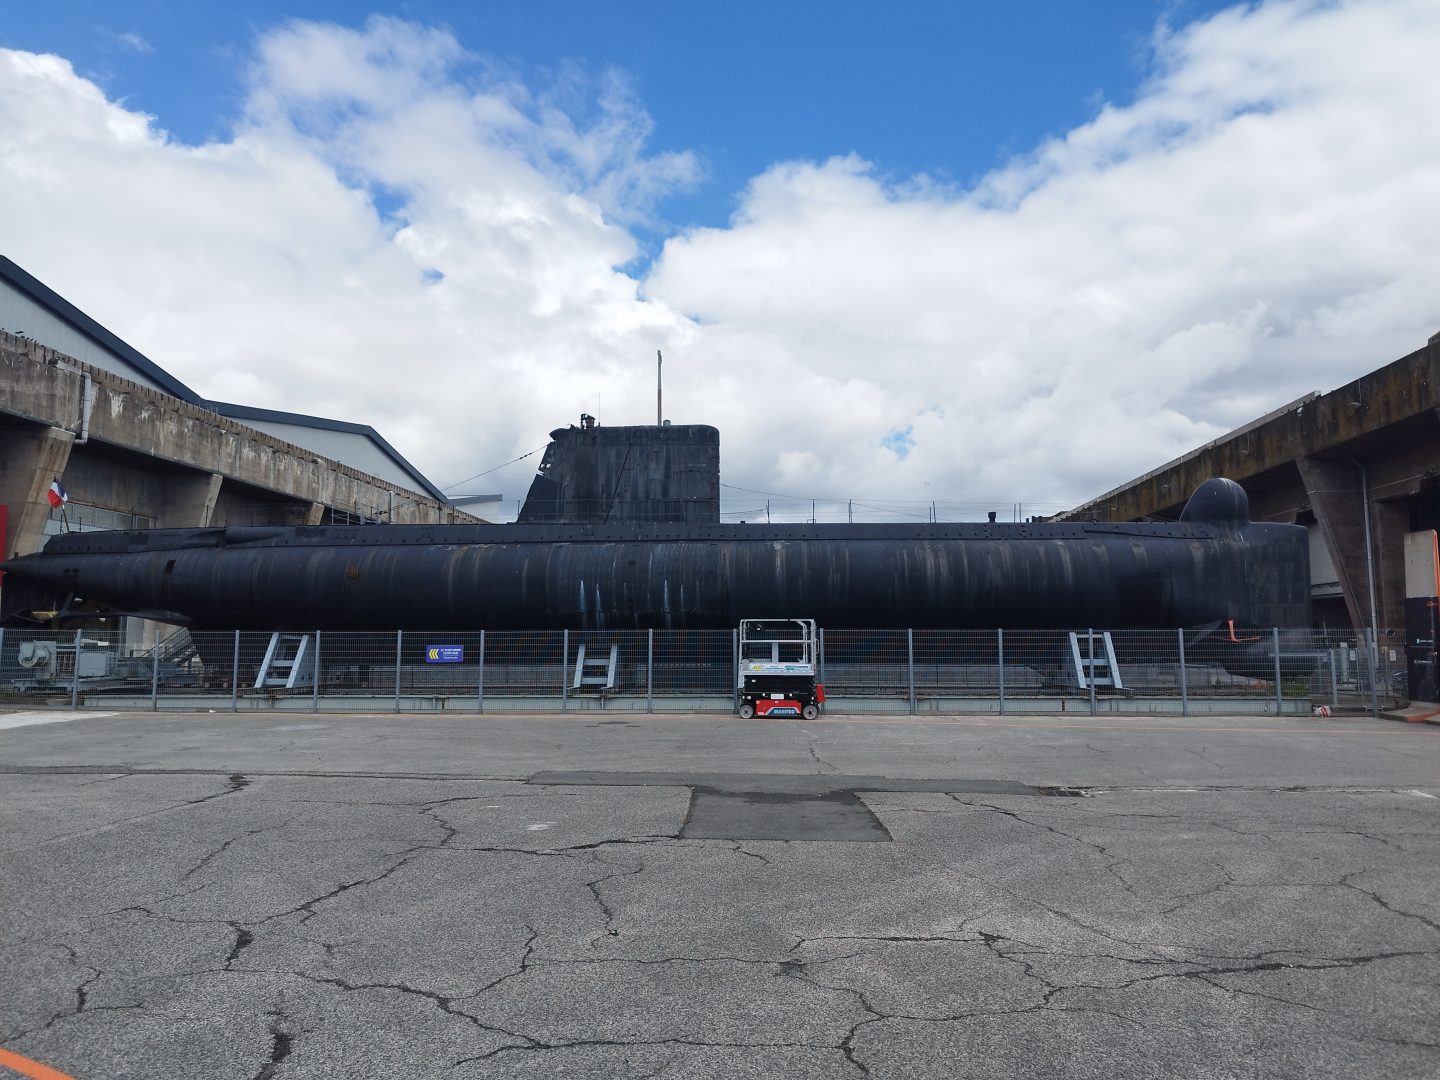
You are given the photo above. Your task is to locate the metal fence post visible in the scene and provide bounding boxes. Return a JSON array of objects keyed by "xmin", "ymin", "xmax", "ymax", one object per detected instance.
[
  {"xmin": 477, "ymin": 630, "xmax": 485, "ymax": 713},
  {"xmin": 71, "ymin": 628, "xmax": 81, "ymax": 709},
  {"xmin": 647, "ymin": 628, "xmax": 654, "ymax": 714},
  {"xmin": 997, "ymin": 628, "xmax": 1005, "ymax": 715},
  {"xmin": 907, "ymin": 628, "xmax": 916, "ymax": 714},
  {"xmin": 312, "ymin": 631, "xmax": 321, "ymax": 713},
  {"xmin": 151, "ymin": 637, "xmax": 160, "ymax": 711},
  {"xmin": 1087, "ymin": 628, "xmax": 1096, "ymax": 716},
  {"xmin": 231, "ymin": 630, "xmax": 240, "ymax": 712},
  {"xmin": 818, "ymin": 628, "xmax": 826, "ymax": 688},
  {"xmin": 1272, "ymin": 627, "xmax": 1282, "ymax": 714},
  {"xmin": 1177, "ymin": 628, "xmax": 1188, "ymax": 717},
  {"xmin": 394, "ymin": 630, "xmax": 403, "ymax": 713},
  {"xmin": 732, "ymin": 628, "xmax": 739, "ymax": 711},
  {"xmin": 1330, "ymin": 647, "xmax": 1338, "ymax": 707},
  {"xmin": 1367, "ymin": 626, "xmax": 1380, "ymax": 716},
  {"xmin": 561, "ymin": 629, "xmax": 569, "ymax": 712}
]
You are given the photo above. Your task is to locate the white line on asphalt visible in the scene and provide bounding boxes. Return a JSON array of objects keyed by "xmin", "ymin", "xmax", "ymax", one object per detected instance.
[
  {"xmin": 0, "ymin": 711, "xmax": 116, "ymax": 731},
  {"xmin": 1407, "ymin": 789, "xmax": 1438, "ymax": 799}
]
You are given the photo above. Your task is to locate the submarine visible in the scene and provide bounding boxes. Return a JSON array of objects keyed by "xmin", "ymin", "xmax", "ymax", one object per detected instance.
[{"xmin": 0, "ymin": 418, "xmax": 1312, "ymax": 675}]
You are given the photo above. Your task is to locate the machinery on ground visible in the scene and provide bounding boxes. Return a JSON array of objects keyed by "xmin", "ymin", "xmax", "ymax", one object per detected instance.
[{"xmin": 736, "ymin": 618, "xmax": 823, "ymax": 719}]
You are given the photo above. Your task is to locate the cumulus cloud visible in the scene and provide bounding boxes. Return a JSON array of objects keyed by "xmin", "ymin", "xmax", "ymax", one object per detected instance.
[
  {"xmin": 0, "ymin": 18, "xmax": 700, "ymax": 508},
  {"xmin": 647, "ymin": 0, "xmax": 1440, "ymax": 511},
  {"xmin": 1, "ymin": 1, "xmax": 1438, "ymax": 520}
]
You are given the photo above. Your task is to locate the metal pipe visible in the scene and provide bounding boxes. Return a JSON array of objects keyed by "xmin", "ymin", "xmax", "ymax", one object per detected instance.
[
  {"xmin": 1177, "ymin": 628, "xmax": 1188, "ymax": 717},
  {"xmin": 647, "ymin": 628, "xmax": 654, "ymax": 714},
  {"xmin": 394, "ymin": 630, "xmax": 403, "ymax": 713},
  {"xmin": 907, "ymin": 628, "xmax": 916, "ymax": 714},
  {"xmin": 1273, "ymin": 626, "xmax": 1283, "ymax": 714},
  {"xmin": 997, "ymin": 628, "xmax": 1005, "ymax": 715},
  {"xmin": 231, "ymin": 630, "xmax": 240, "ymax": 712}
]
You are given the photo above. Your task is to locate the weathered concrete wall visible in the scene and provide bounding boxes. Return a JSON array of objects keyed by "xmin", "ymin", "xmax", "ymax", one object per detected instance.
[
  {"xmin": 1061, "ymin": 340, "xmax": 1440, "ymax": 524},
  {"xmin": 0, "ymin": 331, "xmax": 478, "ymax": 555}
]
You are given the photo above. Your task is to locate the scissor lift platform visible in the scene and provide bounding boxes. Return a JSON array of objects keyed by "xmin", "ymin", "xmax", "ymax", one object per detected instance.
[{"xmin": 737, "ymin": 618, "xmax": 824, "ymax": 719}]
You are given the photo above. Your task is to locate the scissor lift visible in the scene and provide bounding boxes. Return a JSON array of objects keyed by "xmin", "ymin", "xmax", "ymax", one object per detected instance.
[{"xmin": 737, "ymin": 618, "xmax": 824, "ymax": 719}]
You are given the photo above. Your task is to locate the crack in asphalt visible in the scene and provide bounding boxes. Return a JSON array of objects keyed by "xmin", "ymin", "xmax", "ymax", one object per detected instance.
[
  {"xmin": 293, "ymin": 971, "xmax": 537, "ymax": 1050},
  {"xmin": 0, "ymin": 942, "xmax": 142, "ymax": 1043},
  {"xmin": 583, "ymin": 856, "xmax": 647, "ymax": 944},
  {"xmin": 7, "ymin": 764, "xmax": 1440, "ymax": 1073},
  {"xmin": 450, "ymin": 1036, "xmax": 862, "ymax": 1072},
  {"xmin": 184, "ymin": 819, "xmax": 298, "ymax": 883},
  {"xmin": 250, "ymin": 1009, "xmax": 295, "ymax": 1080},
  {"xmin": 798, "ymin": 729, "xmax": 839, "ymax": 775},
  {"xmin": 4, "ymin": 772, "xmax": 254, "ymax": 853}
]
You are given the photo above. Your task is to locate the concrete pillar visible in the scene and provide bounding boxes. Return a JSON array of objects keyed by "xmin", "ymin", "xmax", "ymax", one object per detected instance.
[
  {"xmin": 1297, "ymin": 455, "xmax": 1376, "ymax": 636},
  {"xmin": 305, "ymin": 502, "xmax": 326, "ymax": 526},
  {"xmin": 161, "ymin": 472, "xmax": 223, "ymax": 528},
  {"xmin": 1372, "ymin": 499, "xmax": 1410, "ymax": 632},
  {"xmin": 0, "ymin": 424, "xmax": 75, "ymax": 558}
]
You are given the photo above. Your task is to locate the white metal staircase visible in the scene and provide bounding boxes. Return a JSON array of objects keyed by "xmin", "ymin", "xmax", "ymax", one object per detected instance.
[
  {"xmin": 1069, "ymin": 631, "xmax": 1124, "ymax": 691},
  {"xmin": 572, "ymin": 643, "xmax": 619, "ymax": 691},
  {"xmin": 254, "ymin": 632, "xmax": 315, "ymax": 690}
]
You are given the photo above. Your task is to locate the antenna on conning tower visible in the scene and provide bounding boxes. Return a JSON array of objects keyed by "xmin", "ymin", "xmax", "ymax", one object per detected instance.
[{"xmin": 656, "ymin": 349, "xmax": 663, "ymax": 426}]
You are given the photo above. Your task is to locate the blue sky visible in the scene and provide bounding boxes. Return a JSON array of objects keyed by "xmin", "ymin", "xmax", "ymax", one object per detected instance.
[
  {"xmin": 1, "ymin": 1, "xmax": 1232, "ymax": 241},
  {"xmin": 2, "ymin": 2, "xmax": 1437, "ymax": 519}
]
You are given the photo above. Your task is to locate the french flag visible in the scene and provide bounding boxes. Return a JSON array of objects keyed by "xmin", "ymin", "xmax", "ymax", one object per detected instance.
[{"xmin": 47, "ymin": 479, "xmax": 67, "ymax": 508}]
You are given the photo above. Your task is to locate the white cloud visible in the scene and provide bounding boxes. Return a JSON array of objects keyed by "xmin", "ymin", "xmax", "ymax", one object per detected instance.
[
  {"xmin": 0, "ymin": 20, "xmax": 700, "ymax": 509},
  {"xmin": 1, "ymin": 1, "xmax": 1438, "ymax": 521},
  {"xmin": 111, "ymin": 31, "xmax": 154, "ymax": 55},
  {"xmin": 647, "ymin": 0, "xmax": 1440, "ymax": 510}
]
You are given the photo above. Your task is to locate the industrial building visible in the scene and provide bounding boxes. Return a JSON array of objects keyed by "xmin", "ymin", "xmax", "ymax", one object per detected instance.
[
  {"xmin": 1059, "ymin": 332, "xmax": 1440, "ymax": 701},
  {"xmin": 0, "ymin": 255, "xmax": 477, "ymax": 642}
]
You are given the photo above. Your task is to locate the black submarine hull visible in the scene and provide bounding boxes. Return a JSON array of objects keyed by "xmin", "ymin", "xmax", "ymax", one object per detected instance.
[{"xmin": 0, "ymin": 482, "xmax": 1311, "ymax": 674}]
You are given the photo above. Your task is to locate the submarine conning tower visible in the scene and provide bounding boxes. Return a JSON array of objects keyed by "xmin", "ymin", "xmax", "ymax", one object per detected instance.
[{"xmin": 517, "ymin": 416, "xmax": 720, "ymax": 525}]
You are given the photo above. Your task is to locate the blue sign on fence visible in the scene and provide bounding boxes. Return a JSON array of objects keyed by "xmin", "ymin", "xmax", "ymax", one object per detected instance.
[{"xmin": 426, "ymin": 645, "xmax": 464, "ymax": 664}]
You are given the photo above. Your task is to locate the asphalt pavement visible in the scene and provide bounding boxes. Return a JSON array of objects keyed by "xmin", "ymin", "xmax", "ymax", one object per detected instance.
[{"xmin": 1, "ymin": 707, "xmax": 1437, "ymax": 1079}]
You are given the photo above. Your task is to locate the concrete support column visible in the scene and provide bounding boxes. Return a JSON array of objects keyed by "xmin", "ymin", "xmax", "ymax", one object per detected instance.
[
  {"xmin": 161, "ymin": 472, "xmax": 223, "ymax": 528},
  {"xmin": 1297, "ymin": 455, "xmax": 1377, "ymax": 636},
  {"xmin": 304, "ymin": 502, "xmax": 327, "ymax": 526},
  {"xmin": 0, "ymin": 424, "xmax": 75, "ymax": 558},
  {"xmin": 1371, "ymin": 499, "xmax": 1411, "ymax": 632}
]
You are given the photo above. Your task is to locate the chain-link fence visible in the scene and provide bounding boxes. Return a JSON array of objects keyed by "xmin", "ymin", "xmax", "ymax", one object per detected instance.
[{"xmin": 0, "ymin": 625, "xmax": 1414, "ymax": 715}]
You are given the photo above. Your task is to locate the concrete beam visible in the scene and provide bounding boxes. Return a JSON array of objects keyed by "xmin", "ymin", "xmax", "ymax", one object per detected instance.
[
  {"xmin": 1061, "ymin": 338, "xmax": 1440, "ymax": 522},
  {"xmin": 0, "ymin": 333, "xmax": 480, "ymax": 526},
  {"xmin": 0, "ymin": 424, "xmax": 75, "ymax": 558}
]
